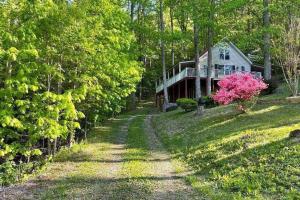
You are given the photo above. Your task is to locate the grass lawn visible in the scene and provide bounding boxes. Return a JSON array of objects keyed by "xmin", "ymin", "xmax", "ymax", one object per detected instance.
[{"xmin": 153, "ymin": 100, "xmax": 300, "ymax": 199}]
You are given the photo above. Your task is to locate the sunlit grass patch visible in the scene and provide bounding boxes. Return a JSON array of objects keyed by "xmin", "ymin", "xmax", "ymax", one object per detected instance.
[
  {"xmin": 116, "ymin": 114, "xmax": 166, "ymax": 199},
  {"xmin": 153, "ymin": 100, "xmax": 300, "ymax": 199}
]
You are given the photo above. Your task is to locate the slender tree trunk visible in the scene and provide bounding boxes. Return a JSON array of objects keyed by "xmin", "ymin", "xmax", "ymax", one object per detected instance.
[
  {"xmin": 130, "ymin": 1, "xmax": 135, "ymax": 21},
  {"xmin": 128, "ymin": 0, "xmax": 137, "ymax": 110},
  {"xmin": 84, "ymin": 115, "xmax": 88, "ymax": 140},
  {"xmin": 6, "ymin": 61, "xmax": 11, "ymax": 79},
  {"xmin": 170, "ymin": 6, "xmax": 175, "ymax": 66},
  {"xmin": 47, "ymin": 139, "xmax": 52, "ymax": 155},
  {"xmin": 194, "ymin": 23, "xmax": 201, "ymax": 100},
  {"xmin": 68, "ymin": 132, "xmax": 74, "ymax": 148},
  {"xmin": 53, "ymin": 139, "xmax": 57, "ymax": 155},
  {"xmin": 206, "ymin": 0, "xmax": 214, "ymax": 96},
  {"xmin": 263, "ymin": 0, "xmax": 271, "ymax": 80},
  {"xmin": 160, "ymin": 0, "xmax": 169, "ymax": 111}
]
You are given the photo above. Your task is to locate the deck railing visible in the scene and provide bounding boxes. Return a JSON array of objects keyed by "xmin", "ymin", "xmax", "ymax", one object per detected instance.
[{"xmin": 156, "ymin": 67, "xmax": 262, "ymax": 93}]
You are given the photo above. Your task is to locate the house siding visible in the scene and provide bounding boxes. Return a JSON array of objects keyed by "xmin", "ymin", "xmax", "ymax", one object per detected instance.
[{"xmin": 199, "ymin": 43, "xmax": 251, "ymax": 73}]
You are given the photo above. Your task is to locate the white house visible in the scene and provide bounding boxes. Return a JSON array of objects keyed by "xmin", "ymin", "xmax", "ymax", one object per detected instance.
[
  {"xmin": 199, "ymin": 41, "xmax": 253, "ymax": 76},
  {"xmin": 155, "ymin": 40, "xmax": 263, "ymax": 105}
]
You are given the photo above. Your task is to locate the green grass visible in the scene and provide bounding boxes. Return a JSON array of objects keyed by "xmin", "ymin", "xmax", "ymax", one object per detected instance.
[
  {"xmin": 27, "ymin": 103, "xmax": 154, "ymax": 199},
  {"xmin": 33, "ymin": 116, "xmax": 129, "ymax": 199},
  {"xmin": 116, "ymin": 115, "xmax": 153, "ymax": 198},
  {"xmin": 153, "ymin": 100, "xmax": 300, "ymax": 199}
]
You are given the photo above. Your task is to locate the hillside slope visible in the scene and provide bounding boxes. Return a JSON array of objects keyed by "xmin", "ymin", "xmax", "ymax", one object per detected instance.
[{"xmin": 153, "ymin": 102, "xmax": 300, "ymax": 199}]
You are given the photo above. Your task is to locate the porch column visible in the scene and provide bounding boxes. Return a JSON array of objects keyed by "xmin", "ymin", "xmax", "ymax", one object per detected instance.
[
  {"xmin": 172, "ymin": 85, "xmax": 175, "ymax": 102},
  {"xmin": 185, "ymin": 79, "xmax": 188, "ymax": 98},
  {"xmin": 178, "ymin": 82, "xmax": 181, "ymax": 99}
]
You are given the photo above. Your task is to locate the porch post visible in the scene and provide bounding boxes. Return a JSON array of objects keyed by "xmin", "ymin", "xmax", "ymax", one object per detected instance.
[
  {"xmin": 172, "ymin": 85, "xmax": 175, "ymax": 102},
  {"xmin": 185, "ymin": 79, "xmax": 188, "ymax": 98},
  {"xmin": 178, "ymin": 82, "xmax": 181, "ymax": 99}
]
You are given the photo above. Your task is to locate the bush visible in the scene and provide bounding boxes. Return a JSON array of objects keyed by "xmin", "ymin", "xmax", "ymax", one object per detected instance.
[
  {"xmin": 202, "ymin": 96, "xmax": 218, "ymax": 108},
  {"xmin": 213, "ymin": 73, "xmax": 268, "ymax": 112},
  {"xmin": 176, "ymin": 98, "xmax": 197, "ymax": 112},
  {"xmin": 165, "ymin": 103, "xmax": 178, "ymax": 112},
  {"xmin": 261, "ymin": 76, "xmax": 281, "ymax": 95}
]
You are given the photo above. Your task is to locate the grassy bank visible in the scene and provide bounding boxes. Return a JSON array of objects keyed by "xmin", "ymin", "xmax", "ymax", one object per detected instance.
[{"xmin": 153, "ymin": 101, "xmax": 300, "ymax": 199}]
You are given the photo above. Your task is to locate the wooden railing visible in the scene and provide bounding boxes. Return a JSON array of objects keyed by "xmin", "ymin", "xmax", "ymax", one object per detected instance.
[{"xmin": 155, "ymin": 67, "xmax": 262, "ymax": 93}]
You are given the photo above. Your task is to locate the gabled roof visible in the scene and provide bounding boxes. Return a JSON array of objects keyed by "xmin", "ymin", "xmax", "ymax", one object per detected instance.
[
  {"xmin": 227, "ymin": 41, "xmax": 253, "ymax": 65},
  {"xmin": 199, "ymin": 39, "xmax": 253, "ymax": 65}
]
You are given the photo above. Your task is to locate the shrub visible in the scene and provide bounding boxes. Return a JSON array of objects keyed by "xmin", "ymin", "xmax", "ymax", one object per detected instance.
[
  {"xmin": 213, "ymin": 73, "xmax": 268, "ymax": 112},
  {"xmin": 261, "ymin": 76, "xmax": 281, "ymax": 95},
  {"xmin": 176, "ymin": 98, "xmax": 197, "ymax": 112},
  {"xmin": 165, "ymin": 103, "xmax": 178, "ymax": 112},
  {"xmin": 202, "ymin": 96, "xmax": 218, "ymax": 108}
]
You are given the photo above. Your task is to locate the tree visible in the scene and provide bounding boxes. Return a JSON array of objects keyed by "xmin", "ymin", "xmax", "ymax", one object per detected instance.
[
  {"xmin": 263, "ymin": 0, "xmax": 272, "ymax": 80},
  {"xmin": 206, "ymin": 0, "xmax": 215, "ymax": 96},
  {"xmin": 0, "ymin": 0, "xmax": 142, "ymax": 185},
  {"xmin": 194, "ymin": 23, "xmax": 202, "ymax": 100},
  {"xmin": 277, "ymin": 17, "xmax": 300, "ymax": 96},
  {"xmin": 159, "ymin": 0, "xmax": 169, "ymax": 111}
]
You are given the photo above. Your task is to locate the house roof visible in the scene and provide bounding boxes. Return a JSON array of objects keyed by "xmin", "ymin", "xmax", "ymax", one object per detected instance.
[{"xmin": 199, "ymin": 39, "xmax": 253, "ymax": 65}]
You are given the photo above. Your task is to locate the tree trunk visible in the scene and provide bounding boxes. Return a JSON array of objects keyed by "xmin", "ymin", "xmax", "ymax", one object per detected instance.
[
  {"xmin": 130, "ymin": 1, "xmax": 135, "ymax": 22},
  {"xmin": 263, "ymin": 0, "xmax": 271, "ymax": 80},
  {"xmin": 160, "ymin": 0, "xmax": 169, "ymax": 111},
  {"xmin": 47, "ymin": 139, "xmax": 52, "ymax": 155},
  {"xmin": 194, "ymin": 23, "xmax": 201, "ymax": 100},
  {"xmin": 53, "ymin": 139, "xmax": 57, "ymax": 155},
  {"xmin": 206, "ymin": 0, "xmax": 214, "ymax": 96},
  {"xmin": 68, "ymin": 132, "xmax": 74, "ymax": 148},
  {"xmin": 170, "ymin": 6, "xmax": 175, "ymax": 66},
  {"xmin": 129, "ymin": 0, "xmax": 137, "ymax": 110}
]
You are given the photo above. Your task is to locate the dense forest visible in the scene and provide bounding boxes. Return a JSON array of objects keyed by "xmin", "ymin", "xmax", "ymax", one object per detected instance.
[
  {"xmin": 0, "ymin": 0, "xmax": 142, "ymax": 185},
  {"xmin": 0, "ymin": 0, "xmax": 299, "ymax": 186}
]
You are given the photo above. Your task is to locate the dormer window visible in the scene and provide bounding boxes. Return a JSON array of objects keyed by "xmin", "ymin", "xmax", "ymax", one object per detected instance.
[{"xmin": 219, "ymin": 48, "xmax": 230, "ymax": 60}]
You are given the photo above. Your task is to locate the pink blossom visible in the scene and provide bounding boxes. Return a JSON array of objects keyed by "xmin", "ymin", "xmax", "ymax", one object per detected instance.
[{"xmin": 213, "ymin": 73, "xmax": 268, "ymax": 110}]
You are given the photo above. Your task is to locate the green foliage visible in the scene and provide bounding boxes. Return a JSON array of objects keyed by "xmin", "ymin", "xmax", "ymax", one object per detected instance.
[
  {"xmin": 176, "ymin": 98, "xmax": 197, "ymax": 112},
  {"xmin": 202, "ymin": 96, "xmax": 218, "ymax": 108},
  {"xmin": 261, "ymin": 76, "xmax": 281, "ymax": 95},
  {"xmin": 0, "ymin": 0, "xmax": 142, "ymax": 185}
]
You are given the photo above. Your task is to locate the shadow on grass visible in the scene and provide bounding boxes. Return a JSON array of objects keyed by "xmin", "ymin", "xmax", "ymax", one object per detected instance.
[
  {"xmin": 195, "ymin": 138, "xmax": 299, "ymax": 197},
  {"xmin": 178, "ymin": 104, "xmax": 300, "ymax": 151},
  {"xmin": 32, "ymin": 174, "xmax": 193, "ymax": 199}
]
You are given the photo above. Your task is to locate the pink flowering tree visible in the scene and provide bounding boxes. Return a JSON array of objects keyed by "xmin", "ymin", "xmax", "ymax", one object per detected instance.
[{"xmin": 213, "ymin": 73, "xmax": 268, "ymax": 112}]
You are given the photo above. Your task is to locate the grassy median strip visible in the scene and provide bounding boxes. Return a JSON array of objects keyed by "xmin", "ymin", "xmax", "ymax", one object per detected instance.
[{"xmin": 116, "ymin": 115, "xmax": 153, "ymax": 199}]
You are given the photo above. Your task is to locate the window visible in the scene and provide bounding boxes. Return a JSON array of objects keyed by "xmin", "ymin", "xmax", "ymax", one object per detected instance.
[
  {"xmin": 241, "ymin": 66, "xmax": 245, "ymax": 71},
  {"xmin": 219, "ymin": 49, "xmax": 225, "ymax": 60},
  {"xmin": 219, "ymin": 48, "xmax": 230, "ymax": 60},
  {"xmin": 225, "ymin": 49, "xmax": 230, "ymax": 60}
]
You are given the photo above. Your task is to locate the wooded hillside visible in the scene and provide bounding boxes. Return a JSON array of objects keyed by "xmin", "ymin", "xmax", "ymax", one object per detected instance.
[{"xmin": 0, "ymin": 0, "xmax": 142, "ymax": 185}]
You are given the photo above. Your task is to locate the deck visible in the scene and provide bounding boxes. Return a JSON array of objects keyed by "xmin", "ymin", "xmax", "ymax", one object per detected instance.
[
  {"xmin": 155, "ymin": 61, "xmax": 262, "ymax": 94},
  {"xmin": 156, "ymin": 67, "xmax": 222, "ymax": 93}
]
